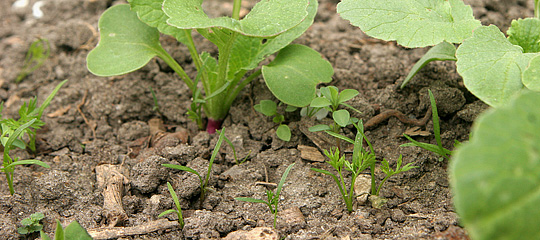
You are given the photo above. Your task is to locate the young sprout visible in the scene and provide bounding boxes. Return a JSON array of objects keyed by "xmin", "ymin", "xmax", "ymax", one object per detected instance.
[
  {"xmin": 40, "ymin": 220, "xmax": 92, "ymax": 240},
  {"xmin": 1, "ymin": 80, "xmax": 67, "ymax": 195},
  {"xmin": 313, "ymin": 121, "xmax": 417, "ymax": 210},
  {"xmin": 162, "ymin": 127, "xmax": 227, "ymax": 208},
  {"xmin": 401, "ymin": 90, "xmax": 455, "ymax": 161},
  {"xmin": 18, "ymin": 212, "xmax": 44, "ymax": 235},
  {"xmin": 254, "ymin": 100, "xmax": 295, "ymax": 141},
  {"xmin": 235, "ymin": 162, "xmax": 295, "ymax": 228},
  {"xmin": 16, "ymin": 38, "xmax": 50, "ymax": 83},
  {"xmin": 158, "ymin": 182, "xmax": 185, "ymax": 229}
]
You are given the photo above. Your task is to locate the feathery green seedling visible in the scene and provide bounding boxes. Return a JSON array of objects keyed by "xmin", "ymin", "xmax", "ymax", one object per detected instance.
[
  {"xmin": 254, "ymin": 100, "xmax": 296, "ymax": 141},
  {"xmin": 313, "ymin": 122, "xmax": 417, "ymax": 210},
  {"xmin": 17, "ymin": 212, "xmax": 44, "ymax": 235},
  {"xmin": 338, "ymin": 0, "xmax": 540, "ymax": 107},
  {"xmin": 1, "ymin": 80, "xmax": 67, "ymax": 195},
  {"xmin": 87, "ymin": 0, "xmax": 333, "ymax": 133},
  {"xmin": 400, "ymin": 90, "xmax": 454, "ymax": 161},
  {"xmin": 162, "ymin": 127, "xmax": 227, "ymax": 207},
  {"xmin": 16, "ymin": 38, "xmax": 50, "ymax": 83},
  {"xmin": 235, "ymin": 162, "xmax": 295, "ymax": 228},
  {"xmin": 40, "ymin": 220, "xmax": 92, "ymax": 240},
  {"xmin": 158, "ymin": 182, "xmax": 185, "ymax": 229}
]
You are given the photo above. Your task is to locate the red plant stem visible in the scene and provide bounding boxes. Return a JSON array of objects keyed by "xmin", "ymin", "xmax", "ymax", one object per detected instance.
[{"xmin": 206, "ymin": 118, "xmax": 223, "ymax": 134}]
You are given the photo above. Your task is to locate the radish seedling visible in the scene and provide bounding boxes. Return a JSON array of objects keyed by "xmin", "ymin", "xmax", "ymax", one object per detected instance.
[
  {"xmin": 87, "ymin": 0, "xmax": 333, "ymax": 133},
  {"xmin": 1, "ymin": 80, "xmax": 67, "ymax": 195},
  {"xmin": 451, "ymin": 91, "xmax": 540, "ymax": 240},
  {"xmin": 338, "ymin": 0, "xmax": 540, "ymax": 107},
  {"xmin": 235, "ymin": 162, "xmax": 295, "ymax": 228}
]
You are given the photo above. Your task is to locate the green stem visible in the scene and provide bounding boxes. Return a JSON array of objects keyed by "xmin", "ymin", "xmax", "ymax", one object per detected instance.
[
  {"xmin": 347, "ymin": 174, "xmax": 358, "ymax": 212},
  {"xmin": 370, "ymin": 165, "xmax": 377, "ymax": 195},
  {"xmin": 232, "ymin": 0, "xmax": 242, "ymax": 20},
  {"xmin": 224, "ymin": 69, "xmax": 262, "ymax": 107},
  {"xmin": 156, "ymin": 49, "xmax": 194, "ymax": 90},
  {"xmin": 536, "ymin": 0, "xmax": 540, "ymax": 18},
  {"xmin": 375, "ymin": 175, "xmax": 391, "ymax": 196},
  {"xmin": 183, "ymin": 29, "xmax": 202, "ymax": 72}
]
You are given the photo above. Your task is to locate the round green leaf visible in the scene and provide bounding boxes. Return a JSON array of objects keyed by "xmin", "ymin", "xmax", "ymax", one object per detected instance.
[
  {"xmin": 523, "ymin": 55, "xmax": 540, "ymax": 91},
  {"xmin": 276, "ymin": 125, "xmax": 291, "ymax": 142},
  {"xmin": 310, "ymin": 97, "xmax": 331, "ymax": 108},
  {"xmin": 87, "ymin": 4, "xmax": 165, "ymax": 77},
  {"xmin": 163, "ymin": 0, "xmax": 309, "ymax": 37},
  {"xmin": 333, "ymin": 109, "xmax": 350, "ymax": 127},
  {"xmin": 262, "ymin": 44, "xmax": 333, "ymax": 107},
  {"xmin": 254, "ymin": 100, "xmax": 277, "ymax": 117},
  {"xmin": 456, "ymin": 25, "xmax": 526, "ymax": 107},
  {"xmin": 337, "ymin": 0, "xmax": 481, "ymax": 48},
  {"xmin": 451, "ymin": 91, "xmax": 540, "ymax": 240},
  {"xmin": 338, "ymin": 89, "xmax": 359, "ymax": 103}
]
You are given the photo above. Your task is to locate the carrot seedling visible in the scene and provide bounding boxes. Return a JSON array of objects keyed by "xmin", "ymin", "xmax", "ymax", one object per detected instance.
[
  {"xmin": 87, "ymin": 0, "xmax": 333, "ymax": 133},
  {"xmin": 235, "ymin": 162, "xmax": 295, "ymax": 228},
  {"xmin": 16, "ymin": 38, "xmax": 50, "ymax": 83},
  {"xmin": 1, "ymin": 80, "xmax": 67, "ymax": 195}
]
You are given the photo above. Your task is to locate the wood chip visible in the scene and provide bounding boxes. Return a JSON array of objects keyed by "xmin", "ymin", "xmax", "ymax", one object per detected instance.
[
  {"xmin": 223, "ymin": 227, "xmax": 278, "ymax": 240},
  {"xmin": 298, "ymin": 145, "xmax": 325, "ymax": 162},
  {"xmin": 95, "ymin": 164, "xmax": 129, "ymax": 227},
  {"xmin": 87, "ymin": 219, "xmax": 180, "ymax": 240},
  {"xmin": 402, "ymin": 126, "xmax": 431, "ymax": 137},
  {"xmin": 47, "ymin": 105, "xmax": 71, "ymax": 118}
]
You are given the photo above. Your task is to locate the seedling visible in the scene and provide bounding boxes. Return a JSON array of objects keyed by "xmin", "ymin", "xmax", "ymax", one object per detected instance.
[
  {"xmin": 162, "ymin": 127, "xmax": 227, "ymax": 207},
  {"xmin": 338, "ymin": 0, "xmax": 540, "ymax": 108},
  {"xmin": 308, "ymin": 86, "xmax": 360, "ymax": 133},
  {"xmin": 158, "ymin": 182, "xmax": 185, "ymax": 229},
  {"xmin": 451, "ymin": 91, "xmax": 540, "ymax": 240},
  {"xmin": 313, "ymin": 122, "xmax": 417, "ymax": 210},
  {"xmin": 254, "ymin": 100, "xmax": 296, "ymax": 141},
  {"xmin": 235, "ymin": 162, "xmax": 295, "ymax": 228},
  {"xmin": 18, "ymin": 212, "xmax": 44, "ymax": 235},
  {"xmin": 16, "ymin": 38, "xmax": 50, "ymax": 83},
  {"xmin": 87, "ymin": 0, "xmax": 333, "ymax": 133},
  {"xmin": 1, "ymin": 80, "xmax": 67, "ymax": 195},
  {"xmin": 400, "ymin": 90, "xmax": 454, "ymax": 161},
  {"xmin": 40, "ymin": 220, "xmax": 92, "ymax": 240}
]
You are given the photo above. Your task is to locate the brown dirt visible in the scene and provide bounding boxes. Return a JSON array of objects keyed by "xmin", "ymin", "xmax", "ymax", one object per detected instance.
[{"xmin": 0, "ymin": 0, "xmax": 533, "ymax": 239}]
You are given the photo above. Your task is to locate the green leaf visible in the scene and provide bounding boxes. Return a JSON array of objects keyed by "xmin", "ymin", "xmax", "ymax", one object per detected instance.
[
  {"xmin": 456, "ymin": 25, "xmax": 530, "ymax": 107},
  {"xmin": 16, "ymin": 38, "xmax": 50, "ymax": 83},
  {"xmin": 337, "ymin": 0, "xmax": 481, "ymax": 48},
  {"xmin": 333, "ymin": 109, "xmax": 350, "ymax": 127},
  {"xmin": 310, "ymin": 97, "xmax": 331, "ymax": 108},
  {"xmin": 54, "ymin": 220, "xmax": 64, "ymax": 240},
  {"xmin": 158, "ymin": 209, "xmax": 178, "ymax": 218},
  {"xmin": 235, "ymin": 197, "xmax": 268, "ymax": 204},
  {"xmin": 163, "ymin": 0, "xmax": 309, "ymax": 37},
  {"xmin": 450, "ymin": 91, "xmax": 540, "ymax": 240},
  {"xmin": 6, "ymin": 160, "xmax": 50, "ymax": 169},
  {"xmin": 276, "ymin": 124, "xmax": 291, "ymax": 142},
  {"xmin": 523, "ymin": 55, "xmax": 540, "ymax": 91},
  {"xmin": 162, "ymin": 164, "xmax": 201, "ymax": 179},
  {"xmin": 507, "ymin": 18, "xmax": 540, "ymax": 53},
  {"xmin": 87, "ymin": 4, "xmax": 165, "ymax": 76},
  {"xmin": 64, "ymin": 221, "xmax": 93, "ymax": 240},
  {"xmin": 263, "ymin": 44, "xmax": 333, "ymax": 107},
  {"xmin": 325, "ymin": 131, "xmax": 355, "ymax": 144},
  {"xmin": 228, "ymin": 0, "xmax": 318, "ymax": 74},
  {"xmin": 337, "ymin": 89, "xmax": 359, "ymax": 103},
  {"xmin": 275, "ymin": 163, "xmax": 295, "ymax": 197},
  {"xmin": 128, "ymin": 0, "xmax": 189, "ymax": 44},
  {"xmin": 402, "ymin": 41, "xmax": 457, "ymax": 88},
  {"xmin": 308, "ymin": 124, "xmax": 331, "ymax": 132},
  {"xmin": 254, "ymin": 100, "xmax": 277, "ymax": 117},
  {"xmin": 40, "ymin": 231, "xmax": 52, "ymax": 240}
]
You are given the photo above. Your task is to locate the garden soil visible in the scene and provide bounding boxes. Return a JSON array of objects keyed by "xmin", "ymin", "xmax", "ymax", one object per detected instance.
[{"xmin": 0, "ymin": 0, "xmax": 534, "ymax": 239}]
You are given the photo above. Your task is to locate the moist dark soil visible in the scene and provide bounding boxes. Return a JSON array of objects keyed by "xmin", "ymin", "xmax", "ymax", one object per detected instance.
[{"xmin": 0, "ymin": 0, "xmax": 534, "ymax": 239}]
